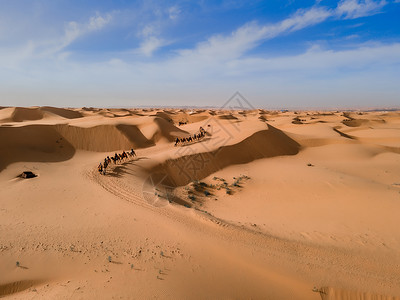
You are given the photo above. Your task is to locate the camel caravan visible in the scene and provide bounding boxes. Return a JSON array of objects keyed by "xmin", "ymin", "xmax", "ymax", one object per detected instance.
[
  {"xmin": 174, "ymin": 126, "xmax": 207, "ymax": 147},
  {"xmin": 97, "ymin": 126, "xmax": 208, "ymax": 175},
  {"xmin": 98, "ymin": 149, "xmax": 136, "ymax": 175}
]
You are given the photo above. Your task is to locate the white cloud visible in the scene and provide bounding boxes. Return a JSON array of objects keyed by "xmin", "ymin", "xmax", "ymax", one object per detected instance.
[
  {"xmin": 168, "ymin": 6, "xmax": 181, "ymax": 20},
  {"xmin": 173, "ymin": 0, "xmax": 390, "ymax": 63},
  {"xmin": 278, "ymin": 6, "xmax": 332, "ymax": 32},
  {"xmin": 2, "ymin": 41, "xmax": 399, "ymax": 108},
  {"xmin": 38, "ymin": 12, "xmax": 113, "ymax": 56},
  {"xmin": 336, "ymin": 0, "xmax": 387, "ymax": 19},
  {"xmin": 63, "ymin": 12, "xmax": 112, "ymax": 47},
  {"xmin": 226, "ymin": 43, "xmax": 400, "ymax": 74},
  {"xmin": 63, "ymin": 21, "xmax": 82, "ymax": 47},
  {"xmin": 177, "ymin": 6, "xmax": 332, "ymax": 61},
  {"xmin": 88, "ymin": 13, "xmax": 113, "ymax": 31},
  {"xmin": 136, "ymin": 36, "xmax": 168, "ymax": 56},
  {"xmin": 141, "ymin": 24, "xmax": 157, "ymax": 37},
  {"xmin": 108, "ymin": 58, "xmax": 127, "ymax": 67}
]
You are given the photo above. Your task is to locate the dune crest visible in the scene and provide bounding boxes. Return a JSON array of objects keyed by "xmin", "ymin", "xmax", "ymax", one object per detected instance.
[
  {"xmin": 40, "ymin": 106, "xmax": 83, "ymax": 119},
  {"xmin": 11, "ymin": 107, "xmax": 44, "ymax": 122},
  {"xmin": 154, "ymin": 125, "xmax": 300, "ymax": 186}
]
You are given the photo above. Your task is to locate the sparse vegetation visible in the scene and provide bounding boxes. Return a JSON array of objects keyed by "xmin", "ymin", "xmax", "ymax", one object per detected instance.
[{"xmin": 177, "ymin": 174, "xmax": 251, "ymax": 208}]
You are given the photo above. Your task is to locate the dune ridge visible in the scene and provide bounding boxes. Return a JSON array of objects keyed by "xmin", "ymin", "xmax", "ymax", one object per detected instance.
[
  {"xmin": 0, "ymin": 116, "xmax": 191, "ymax": 171},
  {"xmin": 10, "ymin": 107, "xmax": 44, "ymax": 122},
  {"xmin": 40, "ymin": 106, "xmax": 83, "ymax": 119},
  {"xmin": 154, "ymin": 125, "xmax": 300, "ymax": 186}
]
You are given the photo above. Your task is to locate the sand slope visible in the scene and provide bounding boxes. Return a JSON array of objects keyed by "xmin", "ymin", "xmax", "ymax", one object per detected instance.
[
  {"xmin": 155, "ymin": 124, "xmax": 300, "ymax": 186},
  {"xmin": 0, "ymin": 125, "xmax": 75, "ymax": 172}
]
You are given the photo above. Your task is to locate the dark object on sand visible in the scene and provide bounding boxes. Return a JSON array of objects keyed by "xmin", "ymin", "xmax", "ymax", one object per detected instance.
[{"xmin": 20, "ymin": 171, "xmax": 37, "ymax": 179}]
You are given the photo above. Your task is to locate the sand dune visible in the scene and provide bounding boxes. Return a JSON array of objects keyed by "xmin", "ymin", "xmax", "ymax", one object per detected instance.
[
  {"xmin": 40, "ymin": 106, "xmax": 83, "ymax": 119},
  {"xmin": 55, "ymin": 124, "xmax": 148, "ymax": 152},
  {"xmin": 12, "ymin": 107, "xmax": 44, "ymax": 122},
  {"xmin": 218, "ymin": 114, "xmax": 239, "ymax": 120},
  {"xmin": 155, "ymin": 125, "xmax": 300, "ymax": 186},
  {"xmin": 1, "ymin": 107, "xmax": 400, "ymax": 299},
  {"xmin": 0, "ymin": 124, "xmax": 75, "ymax": 172},
  {"xmin": 152, "ymin": 111, "xmax": 174, "ymax": 123},
  {"xmin": 0, "ymin": 114, "xmax": 191, "ymax": 171}
]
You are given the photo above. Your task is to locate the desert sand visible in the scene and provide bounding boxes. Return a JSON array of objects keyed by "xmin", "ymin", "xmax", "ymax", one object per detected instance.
[{"xmin": 1, "ymin": 106, "xmax": 400, "ymax": 299}]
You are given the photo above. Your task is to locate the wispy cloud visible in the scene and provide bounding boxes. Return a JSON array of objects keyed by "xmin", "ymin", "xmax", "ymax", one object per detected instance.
[
  {"xmin": 226, "ymin": 42, "xmax": 400, "ymax": 74},
  {"xmin": 58, "ymin": 12, "xmax": 113, "ymax": 52},
  {"xmin": 168, "ymin": 5, "xmax": 181, "ymax": 20},
  {"xmin": 336, "ymin": 0, "xmax": 387, "ymax": 19},
  {"xmin": 175, "ymin": 1, "xmax": 389, "ymax": 63},
  {"xmin": 13, "ymin": 11, "xmax": 115, "ymax": 60},
  {"xmin": 136, "ymin": 36, "xmax": 169, "ymax": 56},
  {"xmin": 140, "ymin": 24, "xmax": 158, "ymax": 37},
  {"xmin": 177, "ymin": 6, "xmax": 332, "ymax": 61}
]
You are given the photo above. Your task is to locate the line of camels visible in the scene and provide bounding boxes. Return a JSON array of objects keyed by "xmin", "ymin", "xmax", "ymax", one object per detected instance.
[
  {"xmin": 97, "ymin": 126, "xmax": 208, "ymax": 175},
  {"xmin": 98, "ymin": 149, "xmax": 136, "ymax": 175},
  {"xmin": 174, "ymin": 126, "xmax": 207, "ymax": 146}
]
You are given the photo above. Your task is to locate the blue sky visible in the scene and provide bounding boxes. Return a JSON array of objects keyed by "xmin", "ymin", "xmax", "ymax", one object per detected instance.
[{"xmin": 0, "ymin": 0, "xmax": 399, "ymax": 109}]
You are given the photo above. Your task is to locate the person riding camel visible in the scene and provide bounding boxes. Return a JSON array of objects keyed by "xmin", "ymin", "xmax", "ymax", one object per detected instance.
[
  {"xmin": 98, "ymin": 163, "xmax": 103, "ymax": 175},
  {"xmin": 103, "ymin": 160, "xmax": 108, "ymax": 175}
]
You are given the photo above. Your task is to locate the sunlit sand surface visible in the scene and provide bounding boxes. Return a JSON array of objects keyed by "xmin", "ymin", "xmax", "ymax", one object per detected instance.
[{"xmin": 1, "ymin": 107, "xmax": 400, "ymax": 299}]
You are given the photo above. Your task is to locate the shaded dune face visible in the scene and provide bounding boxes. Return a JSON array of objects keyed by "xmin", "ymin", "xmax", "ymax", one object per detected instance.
[
  {"xmin": 218, "ymin": 114, "xmax": 239, "ymax": 120},
  {"xmin": 1, "ymin": 107, "xmax": 84, "ymax": 123},
  {"xmin": 152, "ymin": 117, "xmax": 189, "ymax": 142},
  {"xmin": 116, "ymin": 124, "xmax": 155, "ymax": 148},
  {"xmin": 152, "ymin": 111, "xmax": 209, "ymax": 125},
  {"xmin": 152, "ymin": 111, "xmax": 174, "ymax": 123},
  {"xmin": 0, "ymin": 125, "xmax": 75, "ymax": 172},
  {"xmin": 0, "ymin": 119, "xmax": 188, "ymax": 171},
  {"xmin": 153, "ymin": 124, "xmax": 301, "ymax": 186},
  {"xmin": 333, "ymin": 127, "xmax": 356, "ymax": 139},
  {"xmin": 54, "ymin": 124, "xmax": 151, "ymax": 152},
  {"xmin": 318, "ymin": 286, "xmax": 400, "ymax": 300},
  {"xmin": 40, "ymin": 106, "xmax": 83, "ymax": 119},
  {"xmin": 342, "ymin": 119, "xmax": 371, "ymax": 127},
  {"xmin": 341, "ymin": 112, "xmax": 386, "ymax": 127},
  {"xmin": 0, "ymin": 280, "xmax": 44, "ymax": 298},
  {"xmin": 11, "ymin": 107, "xmax": 44, "ymax": 122}
]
